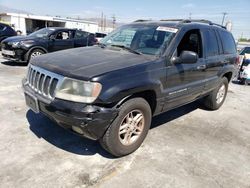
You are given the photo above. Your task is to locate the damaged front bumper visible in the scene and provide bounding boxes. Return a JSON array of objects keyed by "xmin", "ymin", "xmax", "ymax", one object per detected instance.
[{"xmin": 22, "ymin": 79, "xmax": 119, "ymax": 140}]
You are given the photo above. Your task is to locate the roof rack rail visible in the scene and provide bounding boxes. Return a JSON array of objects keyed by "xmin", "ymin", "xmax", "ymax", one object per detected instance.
[
  {"xmin": 181, "ymin": 19, "xmax": 226, "ymax": 29},
  {"xmin": 160, "ymin": 19, "xmax": 184, "ymax": 22},
  {"xmin": 160, "ymin": 19, "xmax": 226, "ymax": 29},
  {"xmin": 133, "ymin": 19, "xmax": 151, "ymax": 22}
]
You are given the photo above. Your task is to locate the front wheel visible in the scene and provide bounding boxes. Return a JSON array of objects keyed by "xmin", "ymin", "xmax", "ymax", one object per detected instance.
[
  {"xmin": 203, "ymin": 77, "xmax": 228, "ymax": 110},
  {"xmin": 28, "ymin": 49, "xmax": 45, "ymax": 62},
  {"xmin": 100, "ymin": 98, "xmax": 152, "ymax": 157}
]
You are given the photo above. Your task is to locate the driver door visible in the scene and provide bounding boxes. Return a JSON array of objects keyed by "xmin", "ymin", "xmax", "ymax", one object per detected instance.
[
  {"xmin": 48, "ymin": 30, "xmax": 74, "ymax": 52},
  {"xmin": 163, "ymin": 29, "xmax": 206, "ymax": 110}
]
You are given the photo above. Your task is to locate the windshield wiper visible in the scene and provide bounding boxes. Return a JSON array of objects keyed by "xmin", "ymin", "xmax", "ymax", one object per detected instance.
[{"xmin": 111, "ymin": 44, "xmax": 142, "ymax": 55}]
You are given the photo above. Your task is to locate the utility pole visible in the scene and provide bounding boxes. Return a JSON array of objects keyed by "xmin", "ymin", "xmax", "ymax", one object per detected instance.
[
  {"xmin": 221, "ymin": 12, "xmax": 228, "ymax": 26},
  {"xmin": 112, "ymin": 15, "xmax": 116, "ymax": 29},
  {"xmin": 104, "ymin": 15, "xmax": 106, "ymax": 31},
  {"xmin": 101, "ymin": 12, "xmax": 104, "ymax": 31},
  {"xmin": 189, "ymin": 13, "xmax": 192, "ymax": 20}
]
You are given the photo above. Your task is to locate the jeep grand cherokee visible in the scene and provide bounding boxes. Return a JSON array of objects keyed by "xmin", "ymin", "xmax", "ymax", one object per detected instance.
[{"xmin": 22, "ymin": 19, "xmax": 237, "ymax": 157}]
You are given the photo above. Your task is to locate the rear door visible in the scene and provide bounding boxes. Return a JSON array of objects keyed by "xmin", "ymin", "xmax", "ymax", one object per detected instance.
[
  {"xmin": 48, "ymin": 30, "xmax": 74, "ymax": 52},
  {"xmin": 202, "ymin": 28, "xmax": 222, "ymax": 92},
  {"xmin": 164, "ymin": 29, "xmax": 206, "ymax": 110}
]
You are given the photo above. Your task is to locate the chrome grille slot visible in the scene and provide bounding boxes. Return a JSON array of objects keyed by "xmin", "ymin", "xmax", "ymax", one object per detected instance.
[{"xmin": 26, "ymin": 65, "xmax": 64, "ymax": 101}]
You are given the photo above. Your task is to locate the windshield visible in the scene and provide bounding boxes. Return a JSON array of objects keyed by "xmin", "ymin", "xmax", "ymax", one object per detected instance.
[
  {"xmin": 101, "ymin": 24, "xmax": 177, "ymax": 55},
  {"xmin": 29, "ymin": 28, "xmax": 55, "ymax": 38}
]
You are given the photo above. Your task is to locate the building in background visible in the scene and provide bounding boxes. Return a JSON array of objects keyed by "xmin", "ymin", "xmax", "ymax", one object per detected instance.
[{"xmin": 0, "ymin": 12, "xmax": 99, "ymax": 35}]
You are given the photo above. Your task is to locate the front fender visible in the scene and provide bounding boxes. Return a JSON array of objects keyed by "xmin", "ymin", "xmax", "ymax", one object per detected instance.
[{"xmin": 98, "ymin": 74, "xmax": 163, "ymax": 105}]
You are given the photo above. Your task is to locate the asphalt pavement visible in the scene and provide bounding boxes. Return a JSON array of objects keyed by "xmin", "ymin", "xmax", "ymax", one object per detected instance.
[{"xmin": 0, "ymin": 55, "xmax": 250, "ymax": 188}]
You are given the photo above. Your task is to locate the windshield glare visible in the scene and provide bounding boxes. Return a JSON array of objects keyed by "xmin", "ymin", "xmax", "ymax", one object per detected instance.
[
  {"xmin": 29, "ymin": 28, "xmax": 55, "ymax": 38},
  {"xmin": 101, "ymin": 24, "xmax": 176, "ymax": 55}
]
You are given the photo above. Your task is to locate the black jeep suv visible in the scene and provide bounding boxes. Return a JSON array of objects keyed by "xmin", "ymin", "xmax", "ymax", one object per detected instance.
[
  {"xmin": 22, "ymin": 20, "xmax": 237, "ymax": 157},
  {"xmin": 1, "ymin": 27, "xmax": 96, "ymax": 62}
]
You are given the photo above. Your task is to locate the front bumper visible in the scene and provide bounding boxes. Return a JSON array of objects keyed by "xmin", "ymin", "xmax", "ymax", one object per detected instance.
[
  {"xmin": 1, "ymin": 47, "xmax": 28, "ymax": 62},
  {"xmin": 22, "ymin": 79, "xmax": 119, "ymax": 140}
]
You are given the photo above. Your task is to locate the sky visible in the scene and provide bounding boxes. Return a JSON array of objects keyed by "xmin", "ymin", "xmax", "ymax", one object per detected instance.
[{"xmin": 1, "ymin": 0, "xmax": 250, "ymax": 39}]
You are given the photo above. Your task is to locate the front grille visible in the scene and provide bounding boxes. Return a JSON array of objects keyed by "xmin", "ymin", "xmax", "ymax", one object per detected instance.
[{"xmin": 26, "ymin": 65, "xmax": 64, "ymax": 100}]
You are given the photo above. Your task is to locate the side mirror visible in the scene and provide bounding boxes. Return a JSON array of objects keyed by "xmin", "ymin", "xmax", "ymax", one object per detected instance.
[
  {"xmin": 171, "ymin": 51, "xmax": 198, "ymax": 64},
  {"xmin": 50, "ymin": 35, "xmax": 56, "ymax": 40}
]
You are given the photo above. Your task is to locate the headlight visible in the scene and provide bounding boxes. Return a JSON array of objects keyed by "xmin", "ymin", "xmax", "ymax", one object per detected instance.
[
  {"xmin": 20, "ymin": 40, "xmax": 35, "ymax": 47},
  {"xmin": 55, "ymin": 78, "xmax": 102, "ymax": 103},
  {"xmin": 12, "ymin": 42, "xmax": 20, "ymax": 48}
]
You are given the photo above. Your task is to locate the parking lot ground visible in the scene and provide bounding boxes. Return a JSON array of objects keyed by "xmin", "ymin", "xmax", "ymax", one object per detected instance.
[{"xmin": 0, "ymin": 54, "xmax": 250, "ymax": 188}]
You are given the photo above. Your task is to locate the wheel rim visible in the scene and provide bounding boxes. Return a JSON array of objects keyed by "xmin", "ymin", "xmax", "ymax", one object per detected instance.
[
  {"xmin": 216, "ymin": 84, "xmax": 226, "ymax": 104},
  {"xmin": 118, "ymin": 110, "xmax": 145, "ymax": 146},
  {"xmin": 30, "ymin": 51, "xmax": 43, "ymax": 59}
]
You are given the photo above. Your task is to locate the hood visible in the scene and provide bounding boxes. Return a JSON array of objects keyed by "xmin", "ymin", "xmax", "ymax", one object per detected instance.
[
  {"xmin": 31, "ymin": 46, "xmax": 153, "ymax": 80},
  {"xmin": 2, "ymin": 35, "xmax": 41, "ymax": 43}
]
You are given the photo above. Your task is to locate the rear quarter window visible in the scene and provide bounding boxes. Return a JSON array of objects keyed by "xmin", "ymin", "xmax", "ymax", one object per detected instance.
[{"xmin": 219, "ymin": 30, "xmax": 236, "ymax": 54}]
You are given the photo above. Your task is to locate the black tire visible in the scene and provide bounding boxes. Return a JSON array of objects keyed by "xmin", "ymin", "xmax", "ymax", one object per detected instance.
[
  {"xmin": 100, "ymin": 98, "xmax": 152, "ymax": 157},
  {"xmin": 203, "ymin": 77, "xmax": 228, "ymax": 110},
  {"xmin": 28, "ymin": 49, "xmax": 45, "ymax": 62}
]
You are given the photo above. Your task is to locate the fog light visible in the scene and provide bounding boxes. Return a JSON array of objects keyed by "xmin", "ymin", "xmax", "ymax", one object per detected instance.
[{"xmin": 72, "ymin": 126, "xmax": 84, "ymax": 134}]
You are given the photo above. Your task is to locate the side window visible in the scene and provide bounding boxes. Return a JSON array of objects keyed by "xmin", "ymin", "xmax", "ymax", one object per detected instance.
[
  {"xmin": 219, "ymin": 30, "xmax": 236, "ymax": 54},
  {"xmin": 56, "ymin": 31, "xmax": 70, "ymax": 40},
  {"xmin": 240, "ymin": 47, "xmax": 250, "ymax": 55},
  {"xmin": 75, "ymin": 30, "xmax": 89, "ymax": 39},
  {"xmin": 204, "ymin": 29, "xmax": 219, "ymax": 57},
  {"xmin": 177, "ymin": 29, "xmax": 202, "ymax": 58}
]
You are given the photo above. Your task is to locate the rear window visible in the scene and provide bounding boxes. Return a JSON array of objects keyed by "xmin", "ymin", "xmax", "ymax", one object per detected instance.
[
  {"xmin": 204, "ymin": 29, "xmax": 219, "ymax": 57},
  {"xmin": 218, "ymin": 30, "xmax": 236, "ymax": 54},
  {"xmin": 75, "ymin": 30, "xmax": 89, "ymax": 38}
]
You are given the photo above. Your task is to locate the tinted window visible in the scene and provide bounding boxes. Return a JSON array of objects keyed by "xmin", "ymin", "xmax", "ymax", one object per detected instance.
[
  {"xmin": 219, "ymin": 30, "xmax": 236, "ymax": 54},
  {"xmin": 240, "ymin": 47, "xmax": 250, "ymax": 55},
  {"xmin": 204, "ymin": 29, "xmax": 219, "ymax": 57},
  {"xmin": 75, "ymin": 30, "xmax": 89, "ymax": 38}
]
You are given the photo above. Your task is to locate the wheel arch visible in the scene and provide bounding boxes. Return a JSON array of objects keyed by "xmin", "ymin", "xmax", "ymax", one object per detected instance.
[
  {"xmin": 115, "ymin": 90, "xmax": 157, "ymax": 115},
  {"xmin": 222, "ymin": 71, "xmax": 233, "ymax": 82},
  {"xmin": 25, "ymin": 46, "xmax": 48, "ymax": 61}
]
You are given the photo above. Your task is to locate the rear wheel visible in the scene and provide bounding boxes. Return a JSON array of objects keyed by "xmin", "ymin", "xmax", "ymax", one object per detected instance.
[
  {"xmin": 28, "ymin": 49, "xmax": 45, "ymax": 62},
  {"xmin": 203, "ymin": 77, "xmax": 228, "ymax": 110},
  {"xmin": 100, "ymin": 98, "xmax": 152, "ymax": 157}
]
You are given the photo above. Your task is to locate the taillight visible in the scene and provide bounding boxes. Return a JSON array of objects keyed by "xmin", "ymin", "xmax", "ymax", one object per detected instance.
[{"xmin": 236, "ymin": 55, "xmax": 240, "ymax": 65}]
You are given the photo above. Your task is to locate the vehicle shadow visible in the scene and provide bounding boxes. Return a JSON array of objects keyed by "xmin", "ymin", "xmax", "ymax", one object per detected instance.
[
  {"xmin": 151, "ymin": 101, "xmax": 201, "ymax": 129},
  {"xmin": 26, "ymin": 110, "xmax": 114, "ymax": 158},
  {"xmin": 26, "ymin": 101, "xmax": 202, "ymax": 158},
  {"xmin": 1, "ymin": 60, "xmax": 28, "ymax": 66}
]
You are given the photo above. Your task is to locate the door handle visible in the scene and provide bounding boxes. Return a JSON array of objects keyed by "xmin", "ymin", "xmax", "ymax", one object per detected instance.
[{"xmin": 197, "ymin": 65, "xmax": 206, "ymax": 70}]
